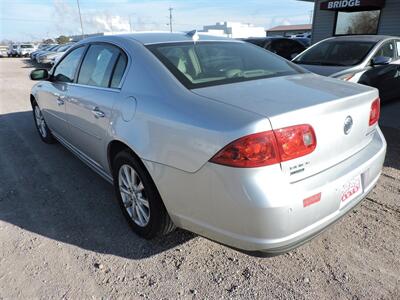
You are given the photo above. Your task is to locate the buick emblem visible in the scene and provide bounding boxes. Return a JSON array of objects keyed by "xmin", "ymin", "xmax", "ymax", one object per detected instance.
[{"xmin": 344, "ymin": 116, "xmax": 353, "ymax": 135}]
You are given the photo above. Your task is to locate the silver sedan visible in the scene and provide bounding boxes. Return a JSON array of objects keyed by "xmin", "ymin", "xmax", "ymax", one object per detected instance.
[{"xmin": 29, "ymin": 33, "xmax": 386, "ymax": 255}]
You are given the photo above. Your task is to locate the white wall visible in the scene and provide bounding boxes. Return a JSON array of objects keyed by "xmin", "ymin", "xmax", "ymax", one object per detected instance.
[{"xmin": 202, "ymin": 22, "xmax": 265, "ymax": 38}]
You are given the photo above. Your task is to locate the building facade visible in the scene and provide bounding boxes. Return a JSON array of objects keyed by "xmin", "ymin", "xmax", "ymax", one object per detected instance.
[
  {"xmin": 201, "ymin": 22, "xmax": 266, "ymax": 38},
  {"xmin": 302, "ymin": 0, "xmax": 400, "ymax": 43}
]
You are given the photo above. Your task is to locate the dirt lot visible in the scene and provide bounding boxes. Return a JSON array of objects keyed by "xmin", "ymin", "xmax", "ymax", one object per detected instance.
[{"xmin": 0, "ymin": 58, "xmax": 399, "ymax": 299}]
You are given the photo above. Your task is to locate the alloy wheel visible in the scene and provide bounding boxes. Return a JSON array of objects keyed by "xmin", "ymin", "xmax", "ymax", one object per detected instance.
[
  {"xmin": 34, "ymin": 106, "xmax": 47, "ymax": 138},
  {"xmin": 118, "ymin": 164, "xmax": 150, "ymax": 227}
]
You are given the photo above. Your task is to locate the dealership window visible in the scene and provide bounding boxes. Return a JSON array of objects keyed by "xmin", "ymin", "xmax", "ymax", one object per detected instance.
[{"xmin": 335, "ymin": 10, "xmax": 381, "ymax": 35}]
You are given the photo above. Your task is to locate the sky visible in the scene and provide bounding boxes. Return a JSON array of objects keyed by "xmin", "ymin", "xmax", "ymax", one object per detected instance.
[{"xmin": 0, "ymin": 0, "xmax": 313, "ymax": 42}]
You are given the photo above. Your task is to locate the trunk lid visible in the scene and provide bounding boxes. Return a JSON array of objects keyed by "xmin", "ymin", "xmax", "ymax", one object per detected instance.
[{"xmin": 193, "ymin": 73, "xmax": 379, "ymax": 181}]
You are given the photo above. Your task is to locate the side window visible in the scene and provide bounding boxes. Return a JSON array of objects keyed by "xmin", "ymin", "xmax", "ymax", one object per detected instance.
[
  {"xmin": 374, "ymin": 41, "xmax": 396, "ymax": 59},
  {"xmin": 77, "ymin": 44, "xmax": 120, "ymax": 88},
  {"xmin": 53, "ymin": 47, "xmax": 85, "ymax": 83},
  {"xmin": 396, "ymin": 41, "xmax": 400, "ymax": 57},
  {"xmin": 110, "ymin": 52, "xmax": 128, "ymax": 88}
]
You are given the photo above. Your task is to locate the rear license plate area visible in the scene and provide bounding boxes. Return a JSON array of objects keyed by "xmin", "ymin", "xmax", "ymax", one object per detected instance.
[{"xmin": 340, "ymin": 175, "xmax": 363, "ymax": 209}]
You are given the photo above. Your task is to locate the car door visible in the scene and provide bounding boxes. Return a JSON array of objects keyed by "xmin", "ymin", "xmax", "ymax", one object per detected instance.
[
  {"xmin": 38, "ymin": 46, "xmax": 86, "ymax": 139},
  {"xmin": 66, "ymin": 43, "xmax": 128, "ymax": 167},
  {"xmin": 360, "ymin": 40, "xmax": 400, "ymax": 101}
]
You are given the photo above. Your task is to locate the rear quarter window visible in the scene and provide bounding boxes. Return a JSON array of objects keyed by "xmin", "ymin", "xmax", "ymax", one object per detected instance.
[{"xmin": 110, "ymin": 52, "xmax": 128, "ymax": 88}]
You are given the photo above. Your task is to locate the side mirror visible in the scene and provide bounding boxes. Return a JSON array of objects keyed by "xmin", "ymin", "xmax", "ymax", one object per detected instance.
[
  {"xmin": 30, "ymin": 68, "xmax": 49, "ymax": 81},
  {"xmin": 371, "ymin": 56, "xmax": 392, "ymax": 66}
]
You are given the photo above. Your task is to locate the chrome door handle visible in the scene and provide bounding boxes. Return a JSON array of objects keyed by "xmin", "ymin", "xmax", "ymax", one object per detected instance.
[
  {"xmin": 56, "ymin": 98, "xmax": 64, "ymax": 106},
  {"xmin": 92, "ymin": 107, "xmax": 105, "ymax": 118}
]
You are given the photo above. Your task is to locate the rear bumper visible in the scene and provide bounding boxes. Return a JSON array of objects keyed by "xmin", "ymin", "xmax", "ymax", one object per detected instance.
[{"xmin": 148, "ymin": 127, "xmax": 386, "ymax": 254}]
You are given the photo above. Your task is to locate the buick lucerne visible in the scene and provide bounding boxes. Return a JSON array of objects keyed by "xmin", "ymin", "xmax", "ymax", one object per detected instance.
[{"xmin": 29, "ymin": 33, "xmax": 386, "ymax": 254}]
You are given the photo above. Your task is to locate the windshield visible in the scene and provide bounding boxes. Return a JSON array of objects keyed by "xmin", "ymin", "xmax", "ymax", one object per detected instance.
[
  {"xmin": 21, "ymin": 45, "xmax": 34, "ymax": 48},
  {"xmin": 293, "ymin": 40, "xmax": 376, "ymax": 66},
  {"xmin": 148, "ymin": 41, "xmax": 302, "ymax": 89}
]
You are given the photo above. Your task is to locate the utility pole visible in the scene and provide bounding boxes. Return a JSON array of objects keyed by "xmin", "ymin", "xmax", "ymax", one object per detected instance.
[
  {"xmin": 168, "ymin": 7, "xmax": 173, "ymax": 32},
  {"xmin": 76, "ymin": 0, "xmax": 85, "ymax": 39},
  {"xmin": 129, "ymin": 16, "xmax": 133, "ymax": 32}
]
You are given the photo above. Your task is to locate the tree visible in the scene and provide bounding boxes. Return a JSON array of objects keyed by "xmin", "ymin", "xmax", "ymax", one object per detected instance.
[
  {"xmin": 42, "ymin": 38, "xmax": 55, "ymax": 44},
  {"xmin": 55, "ymin": 35, "xmax": 70, "ymax": 44},
  {"xmin": 347, "ymin": 11, "xmax": 380, "ymax": 35}
]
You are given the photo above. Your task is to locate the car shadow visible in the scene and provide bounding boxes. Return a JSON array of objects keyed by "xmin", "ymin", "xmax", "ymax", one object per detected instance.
[
  {"xmin": 20, "ymin": 58, "xmax": 51, "ymax": 70},
  {"xmin": 0, "ymin": 111, "xmax": 195, "ymax": 260}
]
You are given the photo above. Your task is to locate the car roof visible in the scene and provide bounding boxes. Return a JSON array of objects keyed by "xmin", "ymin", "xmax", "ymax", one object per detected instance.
[
  {"xmin": 80, "ymin": 32, "xmax": 235, "ymax": 45},
  {"xmin": 325, "ymin": 35, "xmax": 396, "ymax": 43},
  {"xmin": 243, "ymin": 37, "xmax": 291, "ymax": 41}
]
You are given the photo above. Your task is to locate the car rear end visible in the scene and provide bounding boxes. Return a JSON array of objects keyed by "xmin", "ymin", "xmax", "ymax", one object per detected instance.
[
  {"xmin": 144, "ymin": 38, "xmax": 386, "ymax": 253},
  {"xmin": 181, "ymin": 89, "xmax": 385, "ymax": 254}
]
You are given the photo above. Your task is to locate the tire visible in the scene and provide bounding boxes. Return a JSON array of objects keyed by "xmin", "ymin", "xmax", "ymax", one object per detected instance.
[
  {"xmin": 112, "ymin": 150, "xmax": 175, "ymax": 239},
  {"xmin": 32, "ymin": 100, "xmax": 56, "ymax": 144}
]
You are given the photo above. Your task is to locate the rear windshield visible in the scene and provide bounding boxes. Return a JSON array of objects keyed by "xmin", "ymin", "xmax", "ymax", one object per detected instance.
[
  {"xmin": 148, "ymin": 41, "xmax": 302, "ymax": 89},
  {"xmin": 21, "ymin": 45, "xmax": 34, "ymax": 48},
  {"xmin": 293, "ymin": 40, "xmax": 375, "ymax": 66}
]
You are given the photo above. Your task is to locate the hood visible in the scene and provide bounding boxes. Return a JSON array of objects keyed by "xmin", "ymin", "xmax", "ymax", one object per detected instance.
[
  {"xmin": 296, "ymin": 64, "xmax": 351, "ymax": 77},
  {"xmin": 192, "ymin": 73, "xmax": 373, "ymax": 118}
]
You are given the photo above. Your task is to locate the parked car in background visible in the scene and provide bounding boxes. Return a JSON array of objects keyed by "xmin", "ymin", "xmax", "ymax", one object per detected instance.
[
  {"xmin": 16, "ymin": 43, "xmax": 36, "ymax": 57},
  {"xmin": 31, "ymin": 44, "xmax": 58, "ymax": 61},
  {"xmin": 292, "ymin": 37, "xmax": 311, "ymax": 48},
  {"xmin": 293, "ymin": 35, "xmax": 400, "ymax": 102},
  {"xmin": 48, "ymin": 43, "xmax": 75, "ymax": 65},
  {"xmin": 243, "ymin": 37, "xmax": 306, "ymax": 60},
  {"xmin": 0, "ymin": 45, "xmax": 8, "ymax": 57},
  {"xmin": 293, "ymin": 33, "xmax": 311, "ymax": 39},
  {"xmin": 29, "ymin": 33, "xmax": 386, "ymax": 255},
  {"xmin": 38, "ymin": 43, "xmax": 51, "ymax": 50},
  {"xmin": 8, "ymin": 44, "xmax": 18, "ymax": 57},
  {"xmin": 36, "ymin": 44, "xmax": 63, "ymax": 64}
]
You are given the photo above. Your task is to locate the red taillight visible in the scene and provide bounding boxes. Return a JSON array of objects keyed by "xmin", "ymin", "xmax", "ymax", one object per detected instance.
[
  {"xmin": 369, "ymin": 98, "xmax": 380, "ymax": 126},
  {"xmin": 209, "ymin": 131, "xmax": 280, "ymax": 168},
  {"xmin": 274, "ymin": 125, "xmax": 317, "ymax": 162},
  {"xmin": 210, "ymin": 124, "xmax": 316, "ymax": 168}
]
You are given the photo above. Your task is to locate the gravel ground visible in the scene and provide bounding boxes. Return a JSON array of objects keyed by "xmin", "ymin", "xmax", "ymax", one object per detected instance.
[{"xmin": 0, "ymin": 58, "xmax": 399, "ymax": 299}]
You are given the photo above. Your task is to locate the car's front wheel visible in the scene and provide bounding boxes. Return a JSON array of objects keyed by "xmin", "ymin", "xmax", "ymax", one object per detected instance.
[
  {"xmin": 113, "ymin": 151, "xmax": 175, "ymax": 239},
  {"xmin": 32, "ymin": 101, "xmax": 56, "ymax": 144}
]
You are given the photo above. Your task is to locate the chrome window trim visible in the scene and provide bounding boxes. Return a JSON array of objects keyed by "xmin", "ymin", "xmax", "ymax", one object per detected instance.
[{"xmin": 66, "ymin": 82, "xmax": 121, "ymax": 93}]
